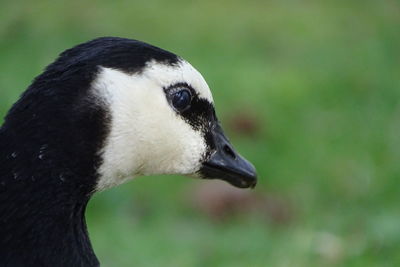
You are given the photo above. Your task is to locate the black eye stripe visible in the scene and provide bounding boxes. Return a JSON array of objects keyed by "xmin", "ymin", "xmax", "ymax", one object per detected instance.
[
  {"xmin": 163, "ymin": 82, "xmax": 216, "ymax": 152},
  {"xmin": 181, "ymin": 97, "xmax": 215, "ymax": 129},
  {"xmin": 163, "ymin": 82, "xmax": 215, "ymax": 121}
]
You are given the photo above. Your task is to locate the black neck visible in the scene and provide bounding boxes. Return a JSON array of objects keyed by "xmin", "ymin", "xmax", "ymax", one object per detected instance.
[
  {"xmin": 0, "ymin": 130, "xmax": 100, "ymax": 266},
  {"xmin": 0, "ymin": 92, "xmax": 107, "ymax": 266},
  {"xmin": 0, "ymin": 189, "xmax": 98, "ymax": 267}
]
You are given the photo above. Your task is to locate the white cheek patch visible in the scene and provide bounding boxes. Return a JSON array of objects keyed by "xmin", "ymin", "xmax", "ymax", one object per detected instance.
[{"xmin": 93, "ymin": 60, "xmax": 212, "ymax": 191}]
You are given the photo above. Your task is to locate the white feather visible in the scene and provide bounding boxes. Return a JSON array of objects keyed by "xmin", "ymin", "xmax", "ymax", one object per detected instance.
[{"xmin": 93, "ymin": 60, "xmax": 213, "ymax": 191}]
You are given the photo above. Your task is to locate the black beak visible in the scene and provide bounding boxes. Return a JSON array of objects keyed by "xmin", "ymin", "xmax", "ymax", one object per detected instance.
[{"xmin": 199, "ymin": 123, "xmax": 257, "ymax": 189}]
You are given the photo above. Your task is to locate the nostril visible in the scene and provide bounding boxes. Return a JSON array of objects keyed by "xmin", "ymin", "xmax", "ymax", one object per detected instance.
[{"xmin": 223, "ymin": 145, "xmax": 236, "ymax": 159}]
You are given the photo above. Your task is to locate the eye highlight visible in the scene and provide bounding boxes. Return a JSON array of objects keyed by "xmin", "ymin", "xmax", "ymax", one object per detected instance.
[{"xmin": 171, "ymin": 89, "xmax": 192, "ymax": 112}]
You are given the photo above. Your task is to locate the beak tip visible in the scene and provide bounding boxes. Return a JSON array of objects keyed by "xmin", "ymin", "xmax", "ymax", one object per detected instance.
[
  {"xmin": 250, "ymin": 178, "xmax": 257, "ymax": 189},
  {"xmin": 243, "ymin": 174, "xmax": 258, "ymax": 189},
  {"xmin": 199, "ymin": 156, "xmax": 258, "ymax": 189},
  {"xmin": 226, "ymin": 170, "xmax": 258, "ymax": 189}
]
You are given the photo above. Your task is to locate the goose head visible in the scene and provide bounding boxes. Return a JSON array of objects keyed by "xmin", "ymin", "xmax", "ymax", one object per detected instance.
[
  {"xmin": 93, "ymin": 46, "xmax": 257, "ymax": 191},
  {"xmin": 70, "ymin": 38, "xmax": 256, "ymax": 193},
  {"xmin": 0, "ymin": 37, "xmax": 257, "ymax": 265},
  {"xmin": 3, "ymin": 38, "xmax": 257, "ymax": 193}
]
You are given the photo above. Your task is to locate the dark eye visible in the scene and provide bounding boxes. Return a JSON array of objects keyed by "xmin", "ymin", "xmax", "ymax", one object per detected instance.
[{"xmin": 172, "ymin": 89, "xmax": 191, "ymax": 111}]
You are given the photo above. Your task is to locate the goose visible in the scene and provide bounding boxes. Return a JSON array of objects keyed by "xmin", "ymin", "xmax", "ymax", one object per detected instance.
[{"xmin": 0, "ymin": 37, "xmax": 257, "ymax": 267}]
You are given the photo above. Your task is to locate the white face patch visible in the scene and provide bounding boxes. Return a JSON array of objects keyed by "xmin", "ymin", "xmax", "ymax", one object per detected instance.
[{"xmin": 93, "ymin": 60, "xmax": 214, "ymax": 191}]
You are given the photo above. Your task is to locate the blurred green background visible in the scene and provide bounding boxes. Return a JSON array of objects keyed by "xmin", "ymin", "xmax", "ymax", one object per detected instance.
[{"xmin": 1, "ymin": 0, "xmax": 400, "ymax": 266}]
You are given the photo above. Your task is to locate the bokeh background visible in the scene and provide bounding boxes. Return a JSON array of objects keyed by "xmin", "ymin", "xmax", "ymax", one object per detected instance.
[{"xmin": 1, "ymin": 0, "xmax": 400, "ymax": 266}]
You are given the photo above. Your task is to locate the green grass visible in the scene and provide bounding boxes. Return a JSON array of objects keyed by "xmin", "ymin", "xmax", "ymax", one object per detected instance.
[{"xmin": 1, "ymin": 0, "xmax": 400, "ymax": 266}]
